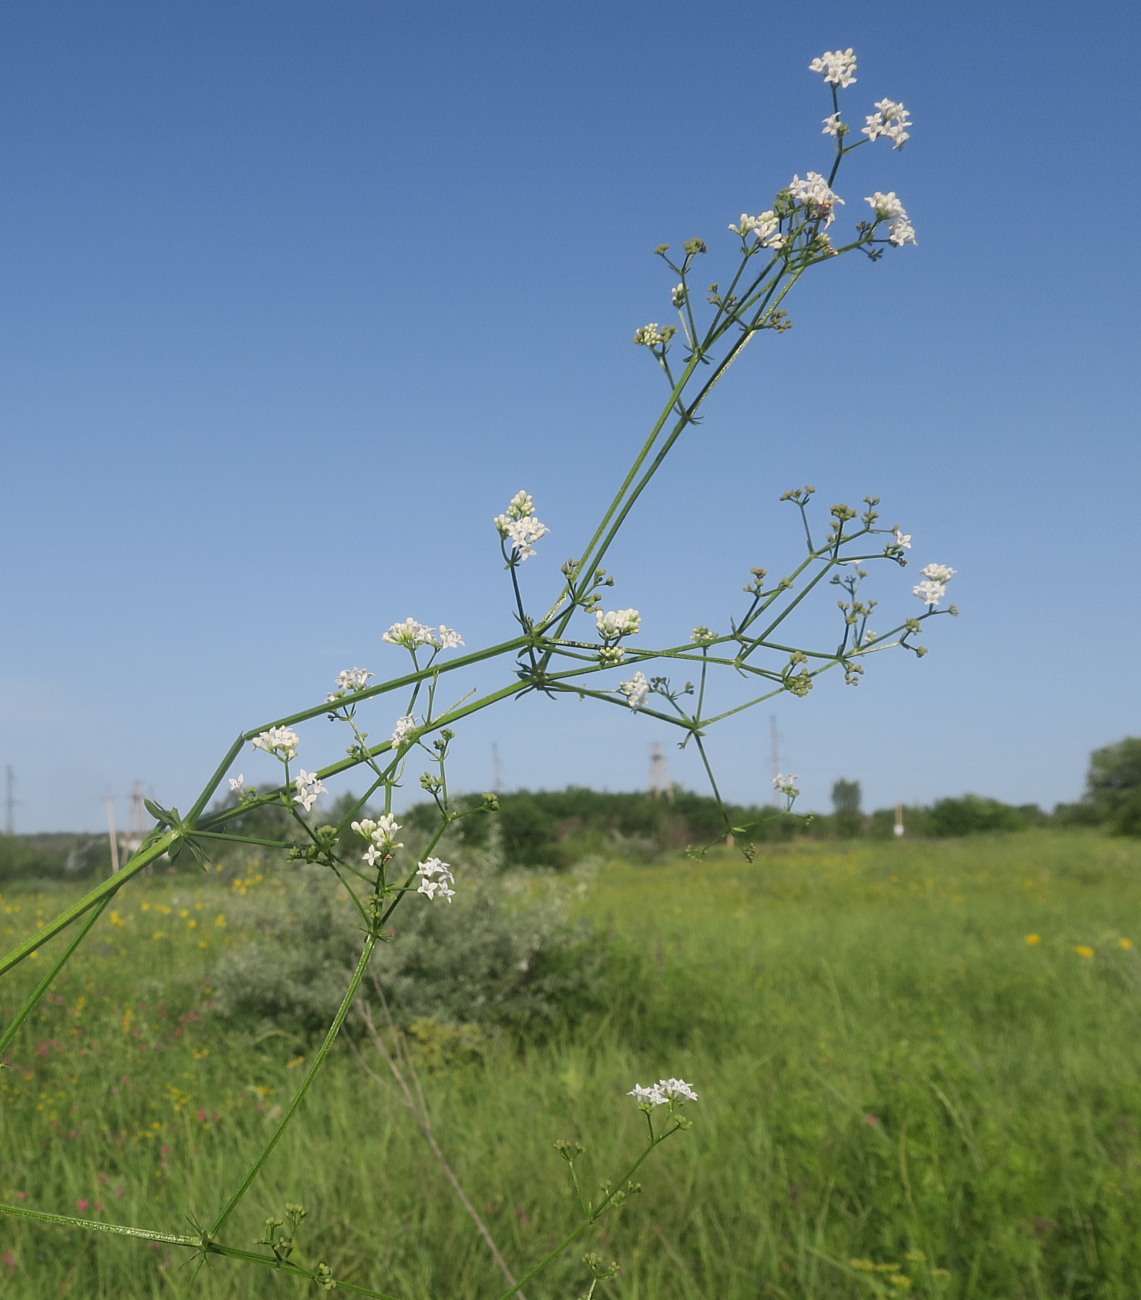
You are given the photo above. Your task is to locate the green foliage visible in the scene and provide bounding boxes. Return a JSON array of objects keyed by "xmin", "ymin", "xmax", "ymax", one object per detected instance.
[
  {"xmin": 927, "ymin": 793, "xmax": 1031, "ymax": 836},
  {"xmin": 830, "ymin": 778, "xmax": 863, "ymax": 839},
  {"xmin": 411, "ymin": 787, "xmax": 787, "ymax": 870},
  {"xmin": 6, "ymin": 831, "xmax": 1139, "ymax": 1297},
  {"xmin": 1082, "ymin": 736, "xmax": 1141, "ymax": 835},
  {"xmin": 0, "ymin": 832, "xmax": 111, "ymax": 882},
  {"xmin": 209, "ymin": 866, "xmax": 615, "ymax": 1047}
]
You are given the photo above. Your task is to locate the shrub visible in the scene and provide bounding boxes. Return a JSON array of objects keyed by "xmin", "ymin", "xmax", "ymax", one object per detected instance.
[{"xmin": 208, "ymin": 863, "xmax": 615, "ymax": 1047}]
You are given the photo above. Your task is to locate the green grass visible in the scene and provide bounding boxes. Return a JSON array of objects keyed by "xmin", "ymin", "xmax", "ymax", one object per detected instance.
[{"xmin": 2, "ymin": 830, "xmax": 1140, "ymax": 1298}]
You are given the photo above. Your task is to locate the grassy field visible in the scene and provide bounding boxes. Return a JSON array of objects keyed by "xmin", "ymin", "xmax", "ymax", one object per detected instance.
[{"xmin": 2, "ymin": 829, "xmax": 1140, "ymax": 1298}]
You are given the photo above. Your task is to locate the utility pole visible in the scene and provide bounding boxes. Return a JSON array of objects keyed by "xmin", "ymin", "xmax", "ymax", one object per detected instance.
[
  {"xmin": 648, "ymin": 742, "xmax": 673, "ymax": 800},
  {"xmin": 491, "ymin": 743, "xmax": 503, "ymax": 794},
  {"xmin": 769, "ymin": 715, "xmax": 782, "ymax": 807},
  {"xmin": 122, "ymin": 781, "xmax": 149, "ymax": 859},
  {"xmin": 105, "ymin": 796, "xmax": 121, "ymax": 875}
]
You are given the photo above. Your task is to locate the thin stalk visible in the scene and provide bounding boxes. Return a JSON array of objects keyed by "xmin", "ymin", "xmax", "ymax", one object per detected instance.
[
  {"xmin": 208, "ymin": 930, "xmax": 378, "ymax": 1237},
  {"xmin": 0, "ymin": 892, "xmax": 113, "ymax": 1053},
  {"xmin": 0, "ymin": 829, "xmax": 177, "ymax": 976},
  {"xmin": 495, "ymin": 1129, "xmax": 681, "ymax": 1300}
]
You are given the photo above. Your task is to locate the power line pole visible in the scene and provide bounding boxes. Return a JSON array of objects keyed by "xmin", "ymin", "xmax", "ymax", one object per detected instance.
[
  {"xmin": 769, "ymin": 715, "xmax": 782, "ymax": 807},
  {"xmin": 649, "ymin": 742, "xmax": 673, "ymax": 800}
]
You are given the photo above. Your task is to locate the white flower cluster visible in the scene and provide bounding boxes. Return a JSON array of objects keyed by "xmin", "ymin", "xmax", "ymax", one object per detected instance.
[
  {"xmin": 352, "ymin": 814, "xmax": 403, "ymax": 867},
  {"xmin": 416, "ymin": 856, "xmax": 455, "ymax": 902},
  {"xmin": 292, "ymin": 769, "xmax": 328, "ymax": 813},
  {"xmin": 671, "ymin": 283, "xmax": 687, "ymax": 308},
  {"xmin": 788, "ymin": 173, "xmax": 844, "ymax": 227},
  {"xmin": 863, "ymin": 99, "xmax": 911, "ymax": 150},
  {"xmin": 821, "ymin": 112, "xmax": 844, "ymax": 138},
  {"xmin": 326, "ymin": 666, "xmax": 374, "ymax": 702},
  {"xmin": 628, "ymin": 1077, "xmax": 699, "ymax": 1106},
  {"xmin": 914, "ymin": 563, "xmax": 956, "ymax": 607},
  {"xmin": 893, "ymin": 529, "xmax": 912, "ymax": 550},
  {"xmin": 809, "ymin": 48, "xmax": 858, "ymax": 88},
  {"xmin": 728, "ymin": 210, "xmax": 785, "ymax": 249},
  {"xmin": 382, "ymin": 619, "xmax": 463, "ymax": 651},
  {"xmin": 633, "ymin": 323, "xmax": 676, "ymax": 348},
  {"xmin": 391, "ymin": 714, "xmax": 417, "ymax": 747},
  {"xmin": 619, "ymin": 671, "xmax": 650, "ymax": 711},
  {"xmin": 494, "ymin": 490, "xmax": 549, "ymax": 561},
  {"xmin": 865, "ymin": 192, "xmax": 916, "ymax": 246},
  {"xmin": 773, "ymin": 772, "xmax": 800, "ymax": 798},
  {"xmin": 691, "ymin": 626, "xmax": 718, "ymax": 646},
  {"xmin": 252, "ymin": 727, "xmax": 300, "ymax": 761},
  {"xmin": 595, "ymin": 608, "xmax": 641, "ymax": 639}
]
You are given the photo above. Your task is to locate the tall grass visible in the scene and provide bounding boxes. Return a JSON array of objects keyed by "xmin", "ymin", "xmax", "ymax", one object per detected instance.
[{"xmin": 2, "ymin": 829, "xmax": 1140, "ymax": 1297}]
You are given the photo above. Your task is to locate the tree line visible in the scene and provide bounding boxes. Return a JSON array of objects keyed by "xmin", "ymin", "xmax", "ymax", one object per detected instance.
[{"xmin": 3, "ymin": 737, "xmax": 1140, "ymax": 881}]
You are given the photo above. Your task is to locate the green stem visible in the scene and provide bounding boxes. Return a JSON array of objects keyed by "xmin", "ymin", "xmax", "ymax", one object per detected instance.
[
  {"xmin": 0, "ymin": 893, "xmax": 113, "ymax": 1053},
  {"xmin": 0, "ymin": 829, "xmax": 177, "ymax": 977},
  {"xmin": 495, "ymin": 1128, "xmax": 678, "ymax": 1300},
  {"xmin": 0, "ymin": 1200, "xmax": 196, "ymax": 1245},
  {"xmin": 208, "ymin": 930, "xmax": 378, "ymax": 1236}
]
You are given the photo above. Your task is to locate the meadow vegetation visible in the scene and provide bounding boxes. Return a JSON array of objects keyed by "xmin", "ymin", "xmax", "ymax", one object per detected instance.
[{"xmin": 3, "ymin": 828, "xmax": 1139, "ymax": 1298}]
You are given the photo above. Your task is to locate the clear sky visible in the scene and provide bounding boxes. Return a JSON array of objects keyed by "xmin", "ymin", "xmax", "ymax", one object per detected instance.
[{"xmin": 3, "ymin": 0, "xmax": 1139, "ymax": 832}]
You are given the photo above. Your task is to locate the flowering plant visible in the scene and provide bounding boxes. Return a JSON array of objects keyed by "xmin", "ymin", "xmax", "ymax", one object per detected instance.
[{"xmin": 0, "ymin": 48, "xmax": 954, "ymax": 1297}]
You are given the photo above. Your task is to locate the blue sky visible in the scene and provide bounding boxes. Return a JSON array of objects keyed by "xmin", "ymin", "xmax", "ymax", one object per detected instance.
[{"xmin": 3, "ymin": 0, "xmax": 1139, "ymax": 832}]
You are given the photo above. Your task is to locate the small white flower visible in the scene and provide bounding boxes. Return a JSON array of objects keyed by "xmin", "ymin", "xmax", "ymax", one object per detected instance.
[
  {"xmin": 921, "ymin": 563, "xmax": 956, "ymax": 583},
  {"xmin": 504, "ymin": 490, "xmax": 534, "ymax": 517},
  {"xmin": 437, "ymin": 626, "xmax": 464, "ymax": 650},
  {"xmin": 619, "ymin": 671, "xmax": 650, "ymax": 711},
  {"xmin": 353, "ymin": 814, "xmax": 403, "ymax": 864},
  {"xmin": 292, "ymin": 769, "xmax": 328, "ymax": 813},
  {"xmin": 671, "ymin": 283, "xmax": 687, "ymax": 308},
  {"xmin": 628, "ymin": 1077, "xmax": 699, "ymax": 1106},
  {"xmin": 328, "ymin": 666, "xmax": 374, "ymax": 701},
  {"xmin": 391, "ymin": 714, "xmax": 417, "ymax": 747},
  {"xmin": 865, "ymin": 193, "xmax": 916, "ymax": 246},
  {"xmin": 501, "ymin": 514, "xmax": 548, "ymax": 560},
  {"xmin": 893, "ymin": 529, "xmax": 912, "ymax": 550},
  {"xmin": 659, "ymin": 1077, "xmax": 699, "ymax": 1102},
  {"xmin": 229, "ymin": 774, "xmax": 245, "ymax": 793},
  {"xmin": 788, "ymin": 173, "xmax": 844, "ymax": 226},
  {"xmin": 862, "ymin": 99, "xmax": 912, "ymax": 149},
  {"xmin": 809, "ymin": 48, "xmax": 858, "ymax": 88},
  {"xmin": 417, "ymin": 878, "xmax": 455, "ymax": 901},
  {"xmin": 383, "ymin": 618, "xmax": 436, "ymax": 649},
  {"xmin": 866, "ymin": 191, "xmax": 906, "ymax": 221},
  {"xmin": 888, "ymin": 216, "xmax": 917, "ymax": 246},
  {"xmin": 773, "ymin": 772, "xmax": 800, "ymax": 798},
  {"xmin": 633, "ymin": 322, "xmax": 677, "ymax": 347},
  {"xmin": 821, "ymin": 112, "xmax": 844, "ymax": 137},
  {"xmin": 691, "ymin": 626, "xmax": 718, "ymax": 646},
  {"xmin": 416, "ymin": 856, "xmax": 454, "ymax": 882},
  {"xmin": 595, "ymin": 608, "xmax": 641, "ymax": 639},
  {"xmin": 913, "ymin": 579, "xmax": 947, "ymax": 606},
  {"xmin": 416, "ymin": 856, "xmax": 456, "ymax": 902},
  {"xmin": 628, "ymin": 1083, "xmax": 665, "ymax": 1105},
  {"xmin": 252, "ymin": 727, "xmax": 301, "ymax": 761},
  {"xmin": 495, "ymin": 492, "xmax": 549, "ymax": 561},
  {"xmin": 728, "ymin": 211, "xmax": 784, "ymax": 249}
]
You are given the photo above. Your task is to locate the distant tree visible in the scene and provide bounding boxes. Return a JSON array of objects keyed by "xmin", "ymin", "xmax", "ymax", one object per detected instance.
[
  {"xmin": 831, "ymin": 778, "xmax": 862, "ymax": 838},
  {"xmin": 928, "ymin": 794, "xmax": 1028, "ymax": 837},
  {"xmin": 1082, "ymin": 737, "xmax": 1141, "ymax": 835}
]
